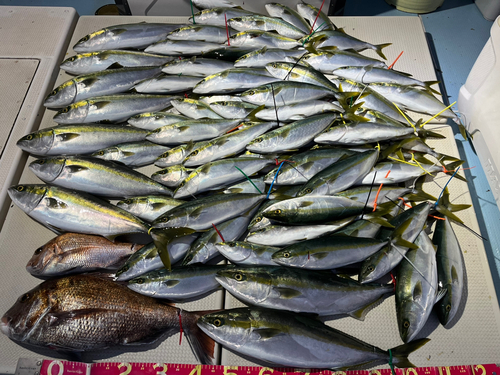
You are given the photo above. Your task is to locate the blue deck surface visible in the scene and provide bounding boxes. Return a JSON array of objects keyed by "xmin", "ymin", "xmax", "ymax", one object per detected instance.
[{"xmin": 1, "ymin": 0, "xmax": 499, "ymax": 302}]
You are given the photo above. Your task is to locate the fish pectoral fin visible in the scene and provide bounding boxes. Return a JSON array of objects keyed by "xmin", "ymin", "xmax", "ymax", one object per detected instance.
[
  {"xmin": 45, "ymin": 223, "xmax": 65, "ymax": 234},
  {"xmin": 80, "ymin": 78, "xmax": 99, "ymax": 87},
  {"xmin": 189, "ymin": 206, "xmax": 205, "ymax": 220},
  {"xmin": 47, "ymin": 308, "xmax": 111, "ymax": 327},
  {"xmin": 310, "ymin": 251, "xmax": 329, "ymax": 260},
  {"xmin": 163, "ymin": 279, "xmax": 180, "ymax": 288},
  {"xmin": 57, "ymin": 133, "xmax": 80, "ymax": 142},
  {"xmin": 298, "ymin": 200, "xmax": 314, "ymax": 208},
  {"xmin": 111, "ymin": 28, "xmax": 128, "ymax": 35},
  {"xmin": 93, "ymin": 101, "xmax": 112, "ymax": 109},
  {"xmin": 107, "ymin": 62, "xmax": 125, "ymax": 69},
  {"xmin": 67, "ymin": 165, "xmax": 89, "ymax": 173},
  {"xmin": 45, "ymin": 198, "xmax": 68, "ymax": 209},
  {"xmin": 178, "ymin": 126, "xmax": 191, "ymax": 132},
  {"xmin": 434, "ymin": 287, "xmax": 447, "ymax": 304},
  {"xmin": 412, "ymin": 280, "xmax": 423, "ymax": 302},
  {"xmin": 151, "ymin": 202, "xmax": 167, "ymax": 211},
  {"xmin": 348, "ymin": 296, "xmax": 385, "ymax": 321},
  {"xmin": 122, "ymin": 151, "xmax": 136, "ymax": 156},
  {"xmin": 273, "ymin": 287, "xmax": 302, "ymax": 299},
  {"xmin": 251, "ymin": 328, "xmax": 283, "ymax": 340}
]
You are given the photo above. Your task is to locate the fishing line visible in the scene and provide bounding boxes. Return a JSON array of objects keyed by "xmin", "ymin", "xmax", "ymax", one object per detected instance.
[
  {"xmin": 212, "ymin": 223, "xmax": 225, "ymax": 242},
  {"xmin": 234, "ymin": 166, "xmax": 263, "ymax": 194},
  {"xmin": 392, "ymin": 102, "xmax": 416, "ymax": 132},
  {"xmin": 421, "ymin": 101, "xmax": 457, "ymax": 126},
  {"xmin": 266, "ymin": 161, "xmax": 286, "ymax": 199},
  {"xmin": 388, "ymin": 51, "xmax": 404, "ymax": 69},
  {"xmin": 388, "ymin": 349, "xmax": 396, "ymax": 375},
  {"xmin": 373, "ymin": 170, "xmax": 392, "ymax": 211},
  {"xmin": 361, "ymin": 171, "xmax": 377, "ymax": 220},
  {"xmin": 190, "ymin": 0, "xmax": 196, "ymax": 24},
  {"xmin": 283, "ymin": 53, "xmax": 307, "ymax": 81},
  {"xmin": 392, "ymin": 244, "xmax": 436, "ymax": 291},
  {"xmin": 434, "ymin": 167, "xmax": 460, "ymax": 208},
  {"xmin": 224, "ymin": 14, "xmax": 230, "ymax": 46},
  {"xmin": 301, "ymin": 21, "xmax": 326, "ymax": 46},
  {"xmin": 309, "ymin": 0, "xmax": 327, "ymax": 34},
  {"xmin": 177, "ymin": 309, "xmax": 184, "ymax": 345},
  {"xmin": 270, "ymin": 83, "xmax": 280, "ymax": 127}
]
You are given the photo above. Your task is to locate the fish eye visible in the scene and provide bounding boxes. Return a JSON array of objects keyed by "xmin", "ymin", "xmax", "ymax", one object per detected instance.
[
  {"xmin": 98, "ymin": 151, "xmax": 105, "ymax": 156},
  {"xmin": 121, "ymin": 265, "xmax": 129, "ymax": 271},
  {"xmin": 274, "ymin": 209, "xmax": 282, "ymax": 214},
  {"xmin": 403, "ymin": 320, "xmax": 410, "ymax": 329},
  {"xmin": 247, "ymin": 90, "xmax": 255, "ymax": 96},
  {"xmin": 155, "ymin": 115, "xmax": 163, "ymax": 120},
  {"xmin": 367, "ymin": 265, "xmax": 374, "ymax": 272},
  {"xmin": 272, "ymin": 63, "xmax": 277, "ymax": 68},
  {"xmin": 26, "ymin": 135, "xmax": 33, "ymax": 141},
  {"xmin": 34, "ymin": 247, "xmax": 43, "ymax": 255},
  {"xmin": 51, "ymin": 90, "xmax": 57, "ymax": 96},
  {"xmin": 227, "ymin": 242, "xmax": 236, "ymax": 247},
  {"xmin": 190, "ymin": 150, "xmax": 199, "ymax": 156},
  {"xmin": 81, "ymin": 35, "xmax": 90, "ymax": 42},
  {"xmin": 234, "ymin": 273, "xmax": 245, "ymax": 281},
  {"xmin": 178, "ymin": 181, "xmax": 185, "ymax": 188},
  {"xmin": 159, "ymin": 170, "xmax": 167, "ymax": 175},
  {"xmin": 445, "ymin": 304, "xmax": 451, "ymax": 312},
  {"xmin": 283, "ymin": 252, "xmax": 290, "ymax": 258},
  {"xmin": 161, "ymin": 152, "xmax": 169, "ymax": 158},
  {"xmin": 19, "ymin": 293, "xmax": 30, "ymax": 303},
  {"xmin": 213, "ymin": 318, "xmax": 224, "ymax": 327},
  {"xmin": 123, "ymin": 199, "xmax": 133, "ymax": 204},
  {"xmin": 135, "ymin": 278, "xmax": 145, "ymax": 284},
  {"xmin": 162, "ymin": 217, "xmax": 169, "ymax": 222},
  {"xmin": 17, "ymin": 186, "xmax": 25, "ymax": 192},
  {"xmin": 61, "ymin": 107, "xmax": 69, "ymax": 113},
  {"xmin": 69, "ymin": 56, "xmax": 76, "ymax": 62},
  {"xmin": 222, "ymin": 102, "xmax": 227, "ymax": 106},
  {"xmin": 255, "ymin": 217, "xmax": 262, "ymax": 222},
  {"xmin": 254, "ymin": 137, "xmax": 263, "ymax": 143}
]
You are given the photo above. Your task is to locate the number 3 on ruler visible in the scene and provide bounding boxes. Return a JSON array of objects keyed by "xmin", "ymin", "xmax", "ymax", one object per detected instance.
[
  {"xmin": 118, "ymin": 363, "xmax": 132, "ymax": 375},
  {"xmin": 153, "ymin": 363, "xmax": 168, "ymax": 375}
]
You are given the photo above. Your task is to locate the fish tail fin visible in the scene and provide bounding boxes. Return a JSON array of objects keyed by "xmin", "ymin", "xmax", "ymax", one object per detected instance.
[
  {"xmin": 416, "ymin": 129, "xmax": 446, "ymax": 139},
  {"xmin": 182, "ymin": 309, "xmax": 218, "ymax": 365},
  {"xmin": 442, "ymin": 160, "xmax": 467, "ymax": 182},
  {"xmin": 150, "ymin": 228, "xmax": 196, "ymax": 270},
  {"xmin": 407, "ymin": 175, "xmax": 437, "ymax": 202},
  {"xmin": 246, "ymin": 104, "xmax": 265, "ymax": 122},
  {"xmin": 374, "ymin": 43, "xmax": 392, "ymax": 60},
  {"xmin": 435, "ymin": 152, "xmax": 463, "ymax": 166},
  {"xmin": 390, "ymin": 338, "xmax": 431, "ymax": 368},
  {"xmin": 423, "ymin": 80, "xmax": 441, "ymax": 95}
]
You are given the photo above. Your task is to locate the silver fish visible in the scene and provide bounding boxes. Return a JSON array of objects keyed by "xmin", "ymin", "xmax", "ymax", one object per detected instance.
[
  {"xmin": 254, "ymin": 99, "xmax": 342, "ymax": 122},
  {"xmin": 133, "ymin": 74, "xmax": 201, "ymax": 94},
  {"xmin": 73, "ymin": 23, "xmax": 183, "ymax": 52},
  {"xmin": 16, "ymin": 124, "xmax": 148, "ymax": 156},
  {"xmin": 210, "ymin": 101, "xmax": 258, "ymax": 119},
  {"xmin": 265, "ymin": 3, "xmax": 311, "ymax": 34},
  {"xmin": 8, "ymin": 184, "xmax": 149, "ymax": 240},
  {"xmin": 53, "ymin": 94, "xmax": 175, "ymax": 124},
  {"xmin": 44, "ymin": 66, "xmax": 162, "ymax": 108},
  {"xmin": 128, "ymin": 264, "xmax": 228, "ymax": 301},
  {"xmin": 215, "ymin": 241, "xmax": 280, "ymax": 265},
  {"xmin": 116, "ymin": 195, "xmax": 184, "ymax": 222},
  {"xmin": 151, "ymin": 165, "xmax": 193, "ymax": 187},
  {"xmin": 145, "ymin": 40, "xmax": 222, "ymax": 56},
  {"xmin": 303, "ymin": 51, "xmax": 387, "ymax": 73},
  {"xmin": 170, "ymin": 98, "xmax": 223, "ymax": 119},
  {"xmin": 241, "ymin": 81, "xmax": 333, "ymax": 106},
  {"xmin": 223, "ymin": 177, "xmax": 266, "ymax": 194},
  {"xmin": 192, "ymin": 0, "xmax": 238, "ymax": 8},
  {"xmin": 155, "ymin": 141, "xmax": 201, "ymax": 167},
  {"xmin": 60, "ymin": 50, "xmax": 174, "ymax": 75},
  {"xmin": 189, "ymin": 7, "xmax": 255, "ymax": 26},
  {"xmin": 91, "ymin": 141, "xmax": 171, "ymax": 168},
  {"xmin": 228, "ymin": 15, "xmax": 306, "ymax": 39},
  {"xmin": 162, "ymin": 56, "xmax": 234, "ymax": 77},
  {"xmin": 198, "ymin": 307, "xmax": 429, "ymax": 369},
  {"xmin": 297, "ymin": 1, "xmax": 336, "ymax": 32},
  {"xmin": 228, "ymin": 30, "xmax": 301, "ymax": 49},
  {"xmin": 128, "ymin": 112, "xmax": 188, "ymax": 130},
  {"xmin": 29, "ymin": 156, "xmax": 173, "ymax": 198},
  {"xmin": 167, "ymin": 25, "xmax": 230, "ymax": 43},
  {"xmin": 234, "ymin": 46, "xmax": 307, "ymax": 68},
  {"xmin": 333, "ymin": 66, "xmax": 434, "ymax": 88}
]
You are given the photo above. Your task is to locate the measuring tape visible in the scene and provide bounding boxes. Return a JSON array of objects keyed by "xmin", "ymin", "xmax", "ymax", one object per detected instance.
[{"xmin": 13, "ymin": 359, "xmax": 500, "ymax": 375}]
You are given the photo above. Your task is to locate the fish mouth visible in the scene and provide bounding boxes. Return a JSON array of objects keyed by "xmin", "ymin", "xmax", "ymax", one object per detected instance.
[{"xmin": 0, "ymin": 316, "xmax": 11, "ymax": 336}]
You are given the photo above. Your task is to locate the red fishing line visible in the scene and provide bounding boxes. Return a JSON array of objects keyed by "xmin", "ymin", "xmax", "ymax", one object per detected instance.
[
  {"xmin": 388, "ymin": 51, "xmax": 404, "ymax": 69},
  {"xmin": 212, "ymin": 223, "xmax": 225, "ymax": 242},
  {"xmin": 310, "ymin": 0, "xmax": 326, "ymax": 34}
]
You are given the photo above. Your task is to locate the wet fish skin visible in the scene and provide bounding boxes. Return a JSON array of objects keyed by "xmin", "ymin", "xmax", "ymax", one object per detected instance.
[
  {"xmin": 1, "ymin": 274, "xmax": 215, "ymax": 364},
  {"xmin": 304, "ymin": 51, "xmax": 387, "ymax": 73},
  {"xmin": 246, "ymin": 218, "xmax": 354, "ymax": 247},
  {"xmin": 265, "ymin": 3, "xmax": 311, "ymax": 34},
  {"xmin": 333, "ymin": 66, "xmax": 429, "ymax": 87},
  {"xmin": 216, "ymin": 266, "xmax": 393, "ymax": 317},
  {"xmin": 198, "ymin": 307, "xmax": 429, "ymax": 369},
  {"xmin": 272, "ymin": 236, "xmax": 388, "ymax": 270},
  {"xmin": 152, "ymin": 165, "xmax": 193, "ymax": 188},
  {"xmin": 192, "ymin": 0, "xmax": 238, "ymax": 9},
  {"xmin": 215, "ymin": 241, "xmax": 280, "ymax": 266},
  {"xmin": 170, "ymin": 98, "xmax": 223, "ymax": 119},
  {"xmin": 432, "ymin": 216, "xmax": 465, "ymax": 326},
  {"xmin": 265, "ymin": 61, "xmax": 339, "ymax": 92},
  {"xmin": 262, "ymin": 195, "xmax": 370, "ymax": 225},
  {"xmin": 145, "ymin": 40, "xmax": 222, "ymax": 56},
  {"xmin": 358, "ymin": 161, "xmax": 445, "ymax": 185},
  {"xmin": 116, "ymin": 195, "xmax": 184, "ymax": 222},
  {"xmin": 152, "ymin": 193, "xmax": 265, "ymax": 231},
  {"xmin": 53, "ymin": 94, "xmax": 175, "ymax": 124},
  {"xmin": 296, "ymin": 149, "xmax": 379, "ymax": 197},
  {"xmin": 73, "ymin": 23, "xmax": 183, "ymax": 52},
  {"xmin": 209, "ymin": 101, "xmax": 258, "ymax": 119},
  {"xmin": 8, "ymin": 184, "xmax": 149, "ymax": 239},
  {"xmin": 155, "ymin": 142, "xmax": 200, "ymax": 168},
  {"xmin": 359, "ymin": 202, "xmax": 431, "ymax": 284},
  {"xmin": 162, "ymin": 57, "xmax": 234, "ymax": 77},
  {"xmin": 167, "ymin": 25, "xmax": 231, "ymax": 43},
  {"xmin": 241, "ymin": 81, "xmax": 333, "ymax": 106},
  {"xmin": 396, "ymin": 231, "xmax": 439, "ymax": 343},
  {"xmin": 228, "ymin": 15, "xmax": 306, "ymax": 39},
  {"xmin": 255, "ymin": 99, "xmax": 343, "ymax": 122},
  {"xmin": 60, "ymin": 50, "xmax": 174, "ymax": 75},
  {"xmin": 133, "ymin": 74, "xmax": 201, "ymax": 94},
  {"xmin": 189, "ymin": 7, "xmax": 255, "ymax": 26},
  {"xmin": 234, "ymin": 46, "xmax": 306, "ymax": 68},
  {"xmin": 26, "ymin": 233, "xmax": 143, "ymax": 276},
  {"xmin": 116, "ymin": 235, "xmax": 198, "ymax": 281},
  {"xmin": 128, "ymin": 112, "xmax": 188, "ymax": 130},
  {"xmin": 128, "ymin": 264, "xmax": 229, "ymax": 301},
  {"xmin": 91, "ymin": 141, "xmax": 171, "ymax": 168},
  {"xmin": 44, "ymin": 66, "xmax": 162, "ymax": 108},
  {"xmin": 29, "ymin": 156, "xmax": 173, "ymax": 199},
  {"xmin": 296, "ymin": 2, "xmax": 336, "ymax": 32},
  {"xmin": 16, "ymin": 124, "xmax": 149, "ymax": 157}
]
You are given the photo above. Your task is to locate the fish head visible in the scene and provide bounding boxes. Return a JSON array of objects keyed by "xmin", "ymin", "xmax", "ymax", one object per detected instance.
[
  {"xmin": 26, "ymin": 237, "xmax": 65, "ymax": 276},
  {"xmin": 60, "ymin": 53, "xmax": 94, "ymax": 74},
  {"xmin": 215, "ymin": 241, "xmax": 252, "ymax": 263},
  {"xmin": 261, "ymin": 200, "xmax": 298, "ymax": 223},
  {"xmin": 265, "ymin": 62, "xmax": 291, "ymax": 80},
  {"xmin": 116, "ymin": 197, "xmax": 145, "ymax": 214},
  {"xmin": 17, "ymin": 129, "xmax": 55, "ymax": 156},
  {"xmin": 8, "ymin": 184, "xmax": 47, "ymax": 214},
  {"xmin": 295, "ymin": 185, "xmax": 316, "ymax": 198},
  {"xmin": 73, "ymin": 29, "xmax": 107, "ymax": 53},
  {"xmin": 152, "ymin": 211, "xmax": 188, "ymax": 230},
  {"xmin": 358, "ymin": 247, "xmax": 391, "ymax": 284},
  {"xmin": 128, "ymin": 112, "xmax": 153, "ymax": 127},
  {"xmin": 396, "ymin": 297, "xmax": 423, "ymax": 343},
  {"xmin": 234, "ymin": 50, "xmax": 256, "ymax": 67},
  {"xmin": 271, "ymin": 247, "xmax": 307, "ymax": 267},
  {"xmin": 197, "ymin": 309, "xmax": 252, "ymax": 348},
  {"xmin": 246, "ymin": 133, "xmax": 272, "ymax": 153},
  {"xmin": 29, "ymin": 157, "xmax": 65, "ymax": 182},
  {"xmin": 241, "ymin": 86, "xmax": 270, "ymax": 105},
  {"xmin": 116, "ymin": 243, "xmax": 156, "ymax": 281},
  {"xmin": 435, "ymin": 285, "xmax": 454, "ymax": 325},
  {"xmin": 151, "ymin": 167, "xmax": 182, "ymax": 187},
  {"xmin": 53, "ymin": 101, "xmax": 90, "ymax": 124},
  {"xmin": 44, "ymin": 80, "xmax": 77, "ymax": 108},
  {"xmin": 92, "ymin": 147, "xmax": 120, "ymax": 161},
  {"xmin": 216, "ymin": 267, "xmax": 272, "ymax": 303},
  {"xmin": 1, "ymin": 282, "xmax": 52, "ymax": 341},
  {"xmin": 127, "ymin": 271, "xmax": 164, "ymax": 297}
]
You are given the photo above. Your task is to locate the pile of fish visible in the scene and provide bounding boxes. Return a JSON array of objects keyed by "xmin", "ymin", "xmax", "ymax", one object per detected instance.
[{"xmin": 1, "ymin": 0, "xmax": 469, "ymax": 370}]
